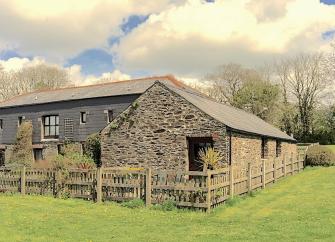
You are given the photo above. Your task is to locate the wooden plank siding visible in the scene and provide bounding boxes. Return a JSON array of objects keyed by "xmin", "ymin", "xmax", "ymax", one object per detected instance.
[{"xmin": 0, "ymin": 94, "xmax": 139, "ymax": 144}]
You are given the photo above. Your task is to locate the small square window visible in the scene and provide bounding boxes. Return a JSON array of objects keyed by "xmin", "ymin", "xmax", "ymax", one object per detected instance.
[
  {"xmin": 0, "ymin": 119, "xmax": 3, "ymax": 129},
  {"xmin": 18, "ymin": 116, "xmax": 24, "ymax": 126},
  {"xmin": 107, "ymin": 110, "xmax": 113, "ymax": 123},
  {"xmin": 80, "ymin": 112, "xmax": 87, "ymax": 124}
]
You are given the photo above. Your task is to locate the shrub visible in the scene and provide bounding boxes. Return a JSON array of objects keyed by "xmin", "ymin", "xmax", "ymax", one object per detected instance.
[
  {"xmin": 50, "ymin": 142, "xmax": 95, "ymax": 170},
  {"xmin": 84, "ymin": 133, "xmax": 101, "ymax": 167},
  {"xmin": 120, "ymin": 199, "xmax": 145, "ymax": 209},
  {"xmin": 9, "ymin": 121, "xmax": 34, "ymax": 167},
  {"xmin": 50, "ymin": 155, "xmax": 70, "ymax": 170},
  {"xmin": 305, "ymin": 145, "xmax": 335, "ymax": 167},
  {"xmin": 161, "ymin": 199, "xmax": 177, "ymax": 211},
  {"xmin": 50, "ymin": 153, "xmax": 95, "ymax": 170},
  {"xmin": 198, "ymin": 147, "xmax": 224, "ymax": 170}
]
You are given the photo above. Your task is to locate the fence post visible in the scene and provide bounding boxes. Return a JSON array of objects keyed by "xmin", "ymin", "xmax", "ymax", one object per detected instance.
[
  {"xmin": 297, "ymin": 154, "xmax": 300, "ymax": 173},
  {"xmin": 291, "ymin": 155, "xmax": 294, "ymax": 174},
  {"xmin": 96, "ymin": 167, "xmax": 102, "ymax": 203},
  {"xmin": 247, "ymin": 162, "xmax": 252, "ymax": 192},
  {"xmin": 20, "ymin": 166, "xmax": 26, "ymax": 195},
  {"xmin": 145, "ymin": 168, "xmax": 152, "ymax": 206},
  {"xmin": 55, "ymin": 169, "xmax": 62, "ymax": 198},
  {"xmin": 206, "ymin": 170, "xmax": 212, "ymax": 213},
  {"xmin": 273, "ymin": 158, "xmax": 277, "ymax": 182},
  {"xmin": 229, "ymin": 164, "xmax": 234, "ymax": 198},
  {"xmin": 262, "ymin": 159, "xmax": 266, "ymax": 189}
]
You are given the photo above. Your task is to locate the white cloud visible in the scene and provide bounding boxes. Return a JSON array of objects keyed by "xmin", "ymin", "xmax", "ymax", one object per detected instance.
[
  {"xmin": 116, "ymin": 0, "xmax": 335, "ymax": 76},
  {"xmin": 0, "ymin": 0, "xmax": 173, "ymax": 63},
  {"xmin": 76, "ymin": 70, "xmax": 131, "ymax": 86},
  {"xmin": 0, "ymin": 57, "xmax": 46, "ymax": 71},
  {"xmin": 0, "ymin": 57, "xmax": 131, "ymax": 86},
  {"xmin": 1, "ymin": 0, "xmax": 335, "ymax": 80}
]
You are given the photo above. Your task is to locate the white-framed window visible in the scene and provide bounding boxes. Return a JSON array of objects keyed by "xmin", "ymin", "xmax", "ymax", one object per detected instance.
[
  {"xmin": 43, "ymin": 115, "xmax": 59, "ymax": 139},
  {"xmin": 80, "ymin": 112, "xmax": 87, "ymax": 124}
]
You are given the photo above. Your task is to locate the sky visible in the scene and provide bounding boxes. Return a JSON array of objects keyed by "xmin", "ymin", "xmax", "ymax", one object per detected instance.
[{"xmin": 0, "ymin": 0, "xmax": 335, "ymax": 85}]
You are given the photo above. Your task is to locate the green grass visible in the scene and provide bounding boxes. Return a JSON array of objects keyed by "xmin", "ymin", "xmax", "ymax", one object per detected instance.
[
  {"xmin": 1, "ymin": 167, "xmax": 335, "ymax": 242},
  {"xmin": 324, "ymin": 145, "xmax": 335, "ymax": 153}
]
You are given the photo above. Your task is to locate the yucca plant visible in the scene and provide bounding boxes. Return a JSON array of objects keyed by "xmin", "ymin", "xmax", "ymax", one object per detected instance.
[{"xmin": 198, "ymin": 147, "xmax": 224, "ymax": 170}]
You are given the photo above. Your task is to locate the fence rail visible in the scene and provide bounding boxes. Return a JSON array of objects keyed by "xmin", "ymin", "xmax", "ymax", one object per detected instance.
[{"xmin": 0, "ymin": 154, "xmax": 304, "ymax": 211}]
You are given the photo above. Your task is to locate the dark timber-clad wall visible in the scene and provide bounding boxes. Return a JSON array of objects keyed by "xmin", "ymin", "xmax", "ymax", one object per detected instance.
[{"xmin": 0, "ymin": 94, "xmax": 139, "ymax": 144}]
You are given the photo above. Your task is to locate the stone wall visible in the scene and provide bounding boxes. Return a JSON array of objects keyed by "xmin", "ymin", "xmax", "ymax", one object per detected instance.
[
  {"xmin": 230, "ymin": 132, "xmax": 261, "ymax": 165},
  {"xmin": 3, "ymin": 141, "xmax": 83, "ymax": 164},
  {"xmin": 231, "ymin": 132, "xmax": 297, "ymax": 165},
  {"xmin": 101, "ymin": 82, "xmax": 228, "ymax": 171}
]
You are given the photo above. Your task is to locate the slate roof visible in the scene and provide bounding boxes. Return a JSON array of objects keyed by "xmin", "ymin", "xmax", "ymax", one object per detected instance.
[
  {"xmin": 0, "ymin": 76, "xmax": 183, "ymax": 108},
  {"xmin": 165, "ymin": 82, "xmax": 295, "ymax": 141},
  {"xmin": 0, "ymin": 75, "xmax": 294, "ymax": 141}
]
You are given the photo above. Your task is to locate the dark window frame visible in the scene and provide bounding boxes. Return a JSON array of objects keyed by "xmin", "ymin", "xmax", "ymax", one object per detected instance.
[
  {"xmin": 80, "ymin": 112, "xmax": 87, "ymax": 124},
  {"xmin": 33, "ymin": 148, "xmax": 44, "ymax": 162},
  {"xmin": 276, "ymin": 140, "xmax": 282, "ymax": 157},
  {"xmin": 18, "ymin": 116, "xmax": 24, "ymax": 126},
  {"xmin": 261, "ymin": 137, "xmax": 268, "ymax": 159},
  {"xmin": 43, "ymin": 115, "xmax": 59, "ymax": 139},
  {"xmin": 0, "ymin": 119, "xmax": 3, "ymax": 129},
  {"xmin": 107, "ymin": 110, "xmax": 113, "ymax": 123}
]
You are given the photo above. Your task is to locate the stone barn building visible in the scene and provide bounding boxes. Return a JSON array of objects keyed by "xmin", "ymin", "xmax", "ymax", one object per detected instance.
[
  {"xmin": 0, "ymin": 74, "xmax": 296, "ymax": 169},
  {"xmin": 101, "ymin": 77, "xmax": 297, "ymax": 171}
]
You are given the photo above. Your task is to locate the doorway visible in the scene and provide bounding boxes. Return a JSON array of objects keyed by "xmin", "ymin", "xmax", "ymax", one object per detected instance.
[
  {"xmin": 187, "ymin": 137, "xmax": 213, "ymax": 171},
  {"xmin": 0, "ymin": 149, "xmax": 5, "ymax": 166},
  {"xmin": 33, "ymin": 148, "xmax": 44, "ymax": 162}
]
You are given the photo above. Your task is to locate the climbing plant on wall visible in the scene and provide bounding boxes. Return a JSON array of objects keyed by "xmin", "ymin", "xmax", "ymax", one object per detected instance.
[{"xmin": 9, "ymin": 121, "xmax": 34, "ymax": 166}]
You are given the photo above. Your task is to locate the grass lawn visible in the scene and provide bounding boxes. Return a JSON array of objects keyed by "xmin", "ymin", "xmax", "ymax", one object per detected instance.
[
  {"xmin": 0, "ymin": 167, "xmax": 334, "ymax": 242},
  {"xmin": 324, "ymin": 145, "xmax": 335, "ymax": 153}
]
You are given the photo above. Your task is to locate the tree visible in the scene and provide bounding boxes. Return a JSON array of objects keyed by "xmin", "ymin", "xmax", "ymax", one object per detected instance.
[
  {"xmin": 275, "ymin": 102, "xmax": 299, "ymax": 137},
  {"xmin": 204, "ymin": 63, "xmax": 261, "ymax": 103},
  {"xmin": 0, "ymin": 63, "xmax": 70, "ymax": 101},
  {"xmin": 232, "ymin": 80, "xmax": 280, "ymax": 122},
  {"xmin": 275, "ymin": 53, "xmax": 327, "ymax": 141},
  {"xmin": 204, "ymin": 63, "xmax": 280, "ymax": 122},
  {"xmin": 312, "ymin": 105, "xmax": 335, "ymax": 144}
]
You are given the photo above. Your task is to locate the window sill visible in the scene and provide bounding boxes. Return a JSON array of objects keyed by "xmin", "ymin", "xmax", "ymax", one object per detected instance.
[{"xmin": 41, "ymin": 138, "xmax": 59, "ymax": 142}]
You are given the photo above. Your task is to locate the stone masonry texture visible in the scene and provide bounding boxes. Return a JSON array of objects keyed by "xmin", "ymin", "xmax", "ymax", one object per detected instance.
[
  {"xmin": 101, "ymin": 82, "xmax": 228, "ymax": 171},
  {"xmin": 101, "ymin": 82, "xmax": 298, "ymax": 170},
  {"xmin": 231, "ymin": 132, "xmax": 297, "ymax": 165}
]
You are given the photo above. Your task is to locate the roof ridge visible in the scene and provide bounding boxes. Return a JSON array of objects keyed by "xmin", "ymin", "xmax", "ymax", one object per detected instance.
[{"xmin": 0, "ymin": 75, "xmax": 181, "ymax": 106}]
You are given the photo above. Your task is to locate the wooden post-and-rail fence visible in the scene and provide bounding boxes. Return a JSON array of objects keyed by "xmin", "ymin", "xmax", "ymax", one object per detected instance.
[{"xmin": 0, "ymin": 155, "xmax": 304, "ymax": 211}]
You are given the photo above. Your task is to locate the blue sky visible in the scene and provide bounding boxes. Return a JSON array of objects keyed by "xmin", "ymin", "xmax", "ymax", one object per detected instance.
[
  {"xmin": 65, "ymin": 14, "xmax": 149, "ymax": 76},
  {"xmin": 321, "ymin": 0, "xmax": 335, "ymax": 5},
  {"xmin": 0, "ymin": 0, "xmax": 335, "ymax": 83},
  {"xmin": 0, "ymin": 49, "xmax": 22, "ymax": 60}
]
